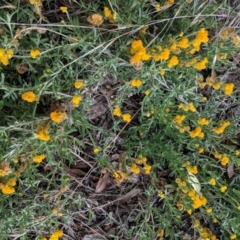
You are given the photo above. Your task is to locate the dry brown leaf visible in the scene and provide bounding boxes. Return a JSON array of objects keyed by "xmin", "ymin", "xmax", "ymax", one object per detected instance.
[
  {"xmin": 95, "ymin": 172, "xmax": 109, "ymax": 193},
  {"xmin": 227, "ymin": 163, "xmax": 235, "ymax": 179},
  {"xmin": 182, "ymin": 233, "xmax": 192, "ymax": 240},
  {"xmin": 0, "ymin": 4, "xmax": 16, "ymax": 9},
  {"xmin": 16, "ymin": 64, "xmax": 28, "ymax": 74},
  {"xmin": 117, "ymin": 188, "xmax": 141, "ymax": 204},
  {"xmin": 211, "ymin": 69, "xmax": 217, "ymax": 81},
  {"xmin": 82, "ymin": 234, "xmax": 107, "ymax": 240},
  {"xmin": 63, "ymin": 163, "xmax": 86, "ymax": 178}
]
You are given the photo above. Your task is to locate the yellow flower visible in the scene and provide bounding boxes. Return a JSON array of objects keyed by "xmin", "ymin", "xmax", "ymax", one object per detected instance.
[
  {"xmin": 130, "ymin": 163, "xmax": 140, "ymax": 174},
  {"xmin": 143, "ymin": 164, "xmax": 151, "ymax": 174},
  {"xmin": 52, "ymin": 208, "xmax": 58, "ymax": 214},
  {"xmin": 196, "ymin": 28, "xmax": 209, "ymax": 43},
  {"xmin": 173, "ymin": 115, "xmax": 185, "ymax": 125},
  {"xmin": 159, "ymin": 69, "xmax": 165, "ymax": 75},
  {"xmin": 30, "ymin": 49, "xmax": 40, "ymax": 59},
  {"xmin": 72, "ymin": 96, "xmax": 82, "ymax": 107},
  {"xmin": 206, "ymin": 208, "xmax": 212, "ymax": 213},
  {"xmin": 209, "ymin": 178, "xmax": 216, "ymax": 186},
  {"xmin": 230, "ymin": 234, "xmax": 237, "ymax": 239},
  {"xmin": 197, "ymin": 117, "xmax": 209, "ymax": 126},
  {"xmin": 60, "ymin": 6, "xmax": 67, "ymax": 13},
  {"xmin": 21, "ymin": 91, "xmax": 39, "ymax": 102},
  {"xmin": 50, "ymin": 110, "xmax": 67, "ymax": 124},
  {"xmin": 213, "ymin": 81, "xmax": 222, "ymax": 90},
  {"xmin": 35, "ymin": 125, "xmax": 50, "ymax": 141},
  {"xmin": 93, "ymin": 147, "xmax": 100, "ymax": 154},
  {"xmin": 87, "ymin": 14, "xmax": 104, "ymax": 26},
  {"xmin": 157, "ymin": 228, "xmax": 164, "ymax": 237},
  {"xmin": 103, "ymin": 7, "xmax": 111, "ymax": 18},
  {"xmin": 74, "ymin": 80, "xmax": 84, "ymax": 89},
  {"xmin": 194, "ymin": 57, "xmax": 208, "ymax": 70},
  {"xmin": 224, "ymin": 83, "xmax": 234, "ymax": 95},
  {"xmin": 220, "ymin": 185, "xmax": 227, "ymax": 193},
  {"xmin": 190, "ymin": 127, "xmax": 204, "ymax": 138},
  {"xmin": 0, "ymin": 161, "xmax": 12, "ymax": 177},
  {"xmin": 130, "ymin": 79, "xmax": 142, "ymax": 87},
  {"xmin": 158, "ymin": 191, "xmax": 165, "ymax": 198},
  {"xmin": 168, "ymin": 56, "xmax": 179, "ymax": 68},
  {"xmin": 155, "ymin": 4, "xmax": 161, "ymax": 11},
  {"xmin": 6, "ymin": 49, "xmax": 14, "ymax": 59},
  {"xmin": 179, "ymin": 37, "xmax": 189, "ymax": 49},
  {"xmin": 144, "ymin": 90, "xmax": 150, "ymax": 96},
  {"xmin": 186, "ymin": 165, "xmax": 198, "ymax": 174},
  {"xmin": 1, "ymin": 184, "xmax": 15, "ymax": 194},
  {"xmin": 29, "ymin": 0, "xmax": 42, "ymax": 6},
  {"xmin": 60, "ymin": 186, "xmax": 68, "ymax": 193},
  {"xmin": 113, "ymin": 107, "xmax": 122, "ymax": 117},
  {"xmin": 135, "ymin": 155, "xmax": 147, "ymax": 165},
  {"xmin": 33, "ymin": 154, "xmax": 45, "ymax": 163},
  {"xmin": 235, "ymin": 150, "xmax": 240, "ymax": 156},
  {"xmin": 188, "ymin": 102, "xmax": 196, "ymax": 112},
  {"xmin": 220, "ymin": 154, "xmax": 229, "ymax": 166},
  {"xmin": 122, "ymin": 113, "xmax": 131, "ymax": 123},
  {"xmin": 49, "ymin": 230, "xmax": 63, "ymax": 240}
]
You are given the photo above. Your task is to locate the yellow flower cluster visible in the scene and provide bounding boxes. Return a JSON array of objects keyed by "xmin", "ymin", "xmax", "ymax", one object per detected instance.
[
  {"xmin": 113, "ymin": 107, "xmax": 131, "ymax": 123},
  {"xmin": 198, "ymin": 226, "xmax": 218, "ymax": 240},
  {"xmin": 186, "ymin": 165, "xmax": 198, "ymax": 174},
  {"xmin": 0, "ymin": 178, "xmax": 16, "ymax": 195},
  {"xmin": 178, "ymin": 102, "xmax": 196, "ymax": 112},
  {"xmin": 167, "ymin": 55, "xmax": 179, "ymax": 68},
  {"xmin": 173, "ymin": 114, "xmax": 185, "ymax": 125},
  {"xmin": 175, "ymin": 178, "xmax": 188, "ymax": 193},
  {"xmin": 213, "ymin": 120, "xmax": 230, "ymax": 135},
  {"xmin": 196, "ymin": 77, "xmax": 223, "ymax": 90},
  {"xmin": 21, "ymin": 91, "xmax": 39, "ymax": 102},
  {"xmin": 87, "ymin": 13, "xmax": 103, "ymax": 26},
  {"xmin": 33, "ymin": 154, "xmax": 46, "ymax": 163},
  {"xmin": 0, "ymin": 48, "xmax": 14, "ymax": 65},
  {"xmin": 50, "ymin": 110, "xmax": 67, "ymax": 124},
  {"xmin": 189, "ymin": 126, "xmax": 204, "ymax": 138},
  {"xmin": 197, "ymin": 117, "xmax": 210, "ymax": 126},
  {"xmin": 129, "ymin": 39, "xmax": 151, "ymax": 65},
  {"xmin": 175, "ymin": 178, "xmax": 207, "ymax": 210},
  {"xmin": 153, "ymin": 48, "xmax": 170, "ymax": 62},
  {"xmin": 131, "ymin": 155, "xmax": 152, "ymax": 174},
  {"xmin": 191, "ymin": 191, "xmax": 207, "ymax": 209},
  {"xmin": 42, "ymin": 229, "xmax": 63, "ymax": 240},
  {"xmin": 112, "ymin": 170, "xmax": 129, "ymax": 184},
  {"xmin": 35, "ymin": 125, "xmax": 50, "ymax": 141},
  {"xmin": 103, "ymin": 7, "xmax": 117, "ymax": 23},
  {"xmin": 190, "ymin": 28, "xmax": 209, "ymax": 54},
  {"xmin": 213, "ymin": 152, "xmax": 229, "ymax": 166},
  {"xmin": 0, "ymin": 161, "xmax": 12, "ymax": 177},
  {"xmin": 224, "ymin": 83, "xmax": 234, "ymax": 95},
  {"xmin": 219, "ymin": 27, "xmax": 240, "ymax": 48},
  {"xmin": 194, "ymin": 57, "xmax": 208, "ymax": 71}
]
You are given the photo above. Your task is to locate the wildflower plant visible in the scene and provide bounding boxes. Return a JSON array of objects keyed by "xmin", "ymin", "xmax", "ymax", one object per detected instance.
[{"xmin": 0, "ymin": 0, "xmax": 240, "ymax": 239}]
